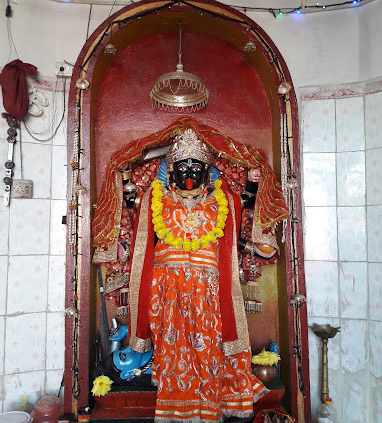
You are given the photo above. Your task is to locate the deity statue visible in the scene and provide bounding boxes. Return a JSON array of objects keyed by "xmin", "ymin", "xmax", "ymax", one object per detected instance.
[{"xmin": 92, "ymin": 117, "xmax": 289, "ymax": 423}]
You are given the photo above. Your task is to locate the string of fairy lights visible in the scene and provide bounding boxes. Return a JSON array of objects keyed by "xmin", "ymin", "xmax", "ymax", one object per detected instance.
[
  {"xmin": 66, "ymin": 0, "xmax": 308, "ymax": 405},
  {"xmin": 229, "ymin": 0, "xmax": 365, "ymax": 16}
]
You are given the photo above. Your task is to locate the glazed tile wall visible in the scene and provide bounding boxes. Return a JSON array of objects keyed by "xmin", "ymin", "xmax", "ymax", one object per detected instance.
[
  {"xmin": 302, "ymin": 81, "xmax": 382, "ymax": 423},
  {"xmin": 0, "ymin": 77, "xmax": 67, "ymax": 413}
]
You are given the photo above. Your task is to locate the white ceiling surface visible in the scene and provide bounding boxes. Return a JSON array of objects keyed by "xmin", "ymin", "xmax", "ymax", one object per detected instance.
[{"xmin": 50, "ymin": 0, "xmax": 375, "ymax": 13}]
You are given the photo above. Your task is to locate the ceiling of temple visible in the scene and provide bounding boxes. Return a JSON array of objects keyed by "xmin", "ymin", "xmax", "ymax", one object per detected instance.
[{"xmin": 50, "ymin": 0, "xmax": 375, "ymax": 14}]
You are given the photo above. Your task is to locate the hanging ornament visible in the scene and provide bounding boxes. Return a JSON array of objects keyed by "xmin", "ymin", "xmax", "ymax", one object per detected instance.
[
  {"xmin": 277, "ymin": 81, "xmax": 292, "ymax": 95},
  {"xmin": 65, "ymin": 306, "xmax": 79, "ymax": 316},
  {"xmin": 244, "ymin": 281, "xmax": 262, "ymax": 313},
  {"xmin": 104, "ymin": 43, "xmax": 117, "ymax": 54},
  {"xmin": 150, "ymin": 23, "xmax": 208, "ymax": 112},
  {"xmin": 74, "ymin": 183, "xmax": 87, "ymax": 194},
  {"xmin": 286, "ymin": 176, "xmax": 298, "ymax": 190},
  {"xmin": 76, "ymin": 78, "xmax": 90, "ymax": 90},
  {"xmin": 243, "ymin": 41, "xmax": 256, "ymax": 52},
  {"xmin": 290, "ymin": 293, "xmax": 307, "ymax": 307}
]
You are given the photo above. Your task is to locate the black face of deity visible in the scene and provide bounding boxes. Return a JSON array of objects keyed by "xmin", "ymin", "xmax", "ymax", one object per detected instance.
[{"xmin": 171, "ymin": 158, "xmax": 209, "ymax": 190}]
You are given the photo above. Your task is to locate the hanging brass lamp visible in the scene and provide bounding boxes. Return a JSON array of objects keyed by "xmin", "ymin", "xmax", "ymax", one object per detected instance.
[{"xmin": 150, "ymin": 24, "xmax": 209, "ymax": 112}]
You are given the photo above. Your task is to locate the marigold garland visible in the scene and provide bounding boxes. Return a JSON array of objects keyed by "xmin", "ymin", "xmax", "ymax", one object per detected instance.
[{"xmin": 151, "ymin": 179, "xmax": 228, "ymax": 251}]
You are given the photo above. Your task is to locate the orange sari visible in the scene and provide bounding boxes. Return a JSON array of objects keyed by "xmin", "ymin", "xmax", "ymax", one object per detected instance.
[{"xmin": 149, "ymin": 194, "xmax": 266, "ymax": 423}]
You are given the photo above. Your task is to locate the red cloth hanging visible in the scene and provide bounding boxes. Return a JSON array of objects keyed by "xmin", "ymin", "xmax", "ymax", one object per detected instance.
[{"xmin": 0, "ymin": 59, "xmax": 37, "ymax": 119}]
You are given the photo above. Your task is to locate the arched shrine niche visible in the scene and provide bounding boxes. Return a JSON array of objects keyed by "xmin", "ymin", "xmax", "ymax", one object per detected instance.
[{"xmin": 64, "ymin": 1, "xmax": 310, "ymax": 422}]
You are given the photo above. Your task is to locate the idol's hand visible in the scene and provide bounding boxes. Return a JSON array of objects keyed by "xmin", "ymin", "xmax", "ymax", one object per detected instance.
[{"xmin": 248, "ymin": 168, "xmax": 261, "ymax": 183}]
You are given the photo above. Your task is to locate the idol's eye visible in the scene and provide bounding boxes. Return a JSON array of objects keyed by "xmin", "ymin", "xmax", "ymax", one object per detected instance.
[
  {"xmin": 177, "ymin": 163, "xmax": 188, "ymax": 172},
  {"xmin": 191, "ymin": 164, "xmax": 202, "ymax": 172}
]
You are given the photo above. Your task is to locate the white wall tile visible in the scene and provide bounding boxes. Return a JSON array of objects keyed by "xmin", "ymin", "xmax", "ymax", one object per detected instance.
[
  {"xmin": 302, "ymin": 99, "xmax": 336, "ymax": 152},
  {"xmin": 370, "ymin": 321, "xmax": 382, "ymax": 378},
  {"xmin": 4, "ymin": 313, "xmax": 46, "ymax": 374},
  {"xmin": 305, "ymin": 261, "xmax": 338, "ymax": 317},
  {"xmin": 336, "ymin": 96, "xmax": 365, "ymax": 152},
  {"xmin": 369, "ymin": 263, "xmax": 382, "ymax": 321},
  {"xmin": 0, "ymin": 204, "xmax": 9, "ymax": 255},
  {"xmin": 339, "ymin": 262, "xmax": 367, "ymax": 319},
  {"xmin": 366, "ymin": 148, "xmax": 382, "ymax": 205},
  {"xmin": 46, "ymin": 369, "xmax": 64, "ymax": 398},
  {"xmin": 7, "ymin": 256, "xmax": 48, "ymax": 314},
  {"xmin": 370, "ymin": 377, "xmax": 382, "ymax": 423},
  {"xmin": 0, "ymin": 257, "xmax": 8, "ymax": 316},
  {"xmin": 9, "ymin": 199, "xmax": 50, "ymax": 256},
  {"xmin": 19, "ymin": 143, "xmax": 51, "ymax": 199},
  {"xmin": 52, "ymin": 79, "xmax": 69, "ymax": 147},
  {"xmin": 337, "ymin": 207, "xmax": 367, "ymax": 261},
  {"xmin": 0, "ymin": 316, "xmax": 4, "ymax": 375},
  {"xmin": 341, "ymin": 319, "xmax": 367, "ymax": 373},
  {"xmin": 341, "ymin": 373, "xmax": 368, "ymax": 423},
  {"xmin": 46, "ymin": 313, "xmax": 65, "ymax": 370},
  {"xmin": 367, "ymin": 205, "xmax": 382, "ymax": 262},
  {"xmin": 3, "ymin": 371, "xmax": 45, "ymax": 412},
  {"xmin": 365, "ymin": 91, "xmax": 382, "ymax": 149},
  {"xmin": 48, "ymin": 256, "xmax": 66, "ymax": 312},
  {"xmin": 308, "ymin": 316, "xmax": 341, "ymax": 372},
  {"xmin": 308, "ymin": 371, "xmax": 321, "ymax": 422},
  {"xmin": 304, "ymin": 207, "xmax": 338, "ymax": 260},
  {"xmin": 0, "ymin": 375, "xmax": 3, "ymax": 413},
  {"xmin": 336, "ymin": 151, "xmax": 365, "ymax": 206},
  {"xmin": 303, "ymin": 153, "xmax": 336, "ymax": 206},
  {"xmin": 51, "ymin": 146, "xmax": 67, "ymax": 200},
  {"xmin": 50, "ymin": 200, "xmax": 67, "ymax": 255}
]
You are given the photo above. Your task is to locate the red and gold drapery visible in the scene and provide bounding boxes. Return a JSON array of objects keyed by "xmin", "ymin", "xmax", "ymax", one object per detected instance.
[{"xmin": 92, "ymin": 117, "xmax": 289, "ymax": 249}]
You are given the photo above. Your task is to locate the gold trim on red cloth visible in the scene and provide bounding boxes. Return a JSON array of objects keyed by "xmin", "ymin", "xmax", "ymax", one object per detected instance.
[
  {"xmin": 222, "ymin": 193, "xmax": 250, "ymax": 356},
  {"xmin": 128, "ymin": 189, "xmax": 153, "ymax": 353},
  {"xmin": 92, "ymin": 117, "xmax": 289, "ymax": 249}
]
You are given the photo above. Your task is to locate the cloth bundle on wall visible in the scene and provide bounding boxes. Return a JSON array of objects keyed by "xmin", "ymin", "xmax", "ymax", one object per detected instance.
[{"xmin": 0, "ymin": 59, "xmax": 37, "ymax": 119}]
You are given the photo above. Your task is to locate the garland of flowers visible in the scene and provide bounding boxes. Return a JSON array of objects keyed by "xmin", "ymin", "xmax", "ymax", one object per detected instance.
[{"xmin": 151, "ymin": 179, "xmax": 228, "ymax": 252}]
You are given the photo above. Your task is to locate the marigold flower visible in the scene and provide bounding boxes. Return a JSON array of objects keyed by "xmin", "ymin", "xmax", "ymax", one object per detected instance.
[
  {"xmin": 219, "ymin": 206, "xmax": 229, "ymax": 215},
  {"xmin": 207, "ymin": 231, "xmax": 217, "ymax": 243},
  {"xmin": 200, "ymin": 235, "xmax": 209, "ymax": 248},
  {"xmin": 154, "ymin": 223, "xmax": 166, "ymax": 233},
  {"xmin": 91, "ymin": 375, "xmax": 113, "ymax": 396},
  {"xmin": 214, "ymin": 179, "xmax": 222, "ymax": 189},
  {"xmin": 217, "ymin": 197, "xmax": 228, "ymax": 207},
  {"xmin": 216, "ymin": 221, "xmax": 225, "ymax": 229},
  {"xmin": 152, "ymin": 215, "xmax": 163, "ymax": 225},
  {"xmin": 151, "ymin": 180, "xmax": 162, "ymax": 189},
  {"xmin": 212, "ymin": 228, "xmax": 224, "ymax": 238},
  {"xmin": 191, "ymin": 239, "xmax": 200, "ymax": 251},
  {"xmin": 173, "ymin": 237, "xmax": 183, "ymax": 249},
  {"xmin": 183, "ymin": 239, "xmax": 191, "ymax": 252},
  {"xmin": 215, "ymin": 190, "xmax": 225, "ymax": 200},
  {"xmin": 164, "ymin": 232, "xmax": 174, "ymax": 244},
  {"xmin": 157, "ymin": 228, "xmax": 169, "ymax": 239}
]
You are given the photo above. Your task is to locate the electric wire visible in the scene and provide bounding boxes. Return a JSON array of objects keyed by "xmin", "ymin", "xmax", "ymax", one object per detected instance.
[
  {"xmin": 86, "ymin": 4, "xmax": 93, "ymax": 40},
  {"xmin": 22, "ymin": 78, "xmax": 67, "ymax": 143},
  {"xmin": 6, "ymin": 2, "xmax": 19, "ymax": 63}
]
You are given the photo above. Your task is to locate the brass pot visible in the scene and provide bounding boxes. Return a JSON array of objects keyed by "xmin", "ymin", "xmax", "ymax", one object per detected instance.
[{"xmin": 252, "ymin": 365, "xmax": 277, "ymax": 387}]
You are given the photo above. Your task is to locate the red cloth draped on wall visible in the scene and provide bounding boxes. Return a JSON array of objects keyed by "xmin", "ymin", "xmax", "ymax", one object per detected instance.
[{"xmin": 0, "ymin": 59, "xmax": 37, "ymax": 119}]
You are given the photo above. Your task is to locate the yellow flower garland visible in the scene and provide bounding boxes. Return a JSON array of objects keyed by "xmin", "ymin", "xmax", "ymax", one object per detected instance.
[{"xmin": 151, "ymin": 179, "xmax": 228, "ymax": 252}]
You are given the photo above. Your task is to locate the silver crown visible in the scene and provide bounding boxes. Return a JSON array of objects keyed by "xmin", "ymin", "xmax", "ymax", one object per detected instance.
[{"xmin": 166, "ymin": 128, "xmax": 214, "ymax": 166}]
